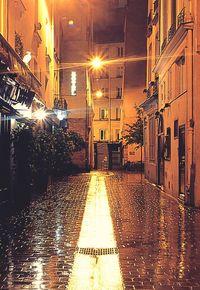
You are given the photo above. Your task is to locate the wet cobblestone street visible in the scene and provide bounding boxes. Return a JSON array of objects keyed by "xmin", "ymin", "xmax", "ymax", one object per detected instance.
[{"xmin": 0, "ymin": 171, "xmax": 200, "ymax": 289}]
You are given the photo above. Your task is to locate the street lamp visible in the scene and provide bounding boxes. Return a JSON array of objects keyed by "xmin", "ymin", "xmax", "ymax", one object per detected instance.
[
  {"xmin": 89, "ymin": 56, "xmax": 104, "ymax": 70},
  {"xmin": 34, "ymin": 109, "xmax": 47, "ymax": 120},
  {"xmin": 90, "ymin": 56, "xmax": 112, "ymax": 142},
  {"xmin": 95, "ymin": 90, "xmax": 103, "ymax": 98}
]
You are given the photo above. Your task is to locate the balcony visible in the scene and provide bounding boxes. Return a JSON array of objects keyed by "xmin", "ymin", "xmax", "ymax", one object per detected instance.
[
  {"xmin": 152, "ymin": 0, "xmax": 159, "ymax": 25},
  {"xmin": 144, "ymin": 77, "xmax": 159, "ymax": 100},
  {"xmin": 0, "ymin": 34, "xmax": 41, "ymax": 113},
  {"xmin": 177, "ymin": 7, "xmax": 185, "ymax": 27},
  {"xmin": 168, "ymin": 23, "xmax": 176, "ymax": 42},
  {"xmin": 161, "ymin": 37, "xmax": 167, "ymax": 53},
  {"xmin": 0, "ymin": 34, "xmax": 41, "ymax": 95},
  {"xmin": 146, "ymin": 10, "xmax": 153, "ymax": 38},
  {"xmin": 160, "ymin": 8, "xmax": 186, "ymax": 54}
]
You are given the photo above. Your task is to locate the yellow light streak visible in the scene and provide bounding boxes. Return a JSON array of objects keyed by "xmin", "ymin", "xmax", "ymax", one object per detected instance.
[{"xmin": 68, "ymin": 174, "xmax": 124, "ymax": 289}]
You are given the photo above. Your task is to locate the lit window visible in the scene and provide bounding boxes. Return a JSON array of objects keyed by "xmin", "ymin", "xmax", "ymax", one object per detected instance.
[
  {"xmin": 100, "ymin": 108, "xmax": 108, "ymax": 120},
  {"xmin": 71, "ymin": 71, "xmax": 77, "ymax": 96},
  {"xmin": 68, "ymin": 20, "xmax": 75, "ymax": 26}
]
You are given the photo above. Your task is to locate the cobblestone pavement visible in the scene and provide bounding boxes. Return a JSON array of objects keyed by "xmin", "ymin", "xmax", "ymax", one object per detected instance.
[
  {"xmin": 0, "ymin": 175, "xmax": 90, "ymax": 289},
  {"xmin": 106, "ymin": 172, "xmax": 200, "ymax": 290},
  {"xmin": 0, "ymin": 171, "xmax": 200, "ymax": 289}
]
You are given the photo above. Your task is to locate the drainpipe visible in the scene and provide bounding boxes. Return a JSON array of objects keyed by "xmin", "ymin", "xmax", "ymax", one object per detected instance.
[{"xmin": 185, "ymin": 13, "xmax": 195, "ymax": 206}]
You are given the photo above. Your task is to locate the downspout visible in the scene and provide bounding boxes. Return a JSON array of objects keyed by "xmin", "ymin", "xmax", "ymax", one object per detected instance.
[
  {"xmin": 185, "ymin": 10, "xmax": 195, "ymax": 206},
  {"xmin": 189, "ymin": 27, "xmax": 195, "ymax": 206}
]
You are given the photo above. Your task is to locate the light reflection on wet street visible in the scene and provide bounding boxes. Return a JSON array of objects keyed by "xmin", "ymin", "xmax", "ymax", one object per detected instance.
[
  {"xmin": 68, "ymin": 174, "xmax": 124, "ymax": 289},
  {"xmin": 0, "ymin": 172, "xmax": 200, "ymax": 289}
]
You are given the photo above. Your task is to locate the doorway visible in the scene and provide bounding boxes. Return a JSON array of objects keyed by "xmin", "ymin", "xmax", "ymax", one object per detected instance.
[
  {"xmin": 157, "ymin": 115, "xmax": 164, "ymax": 186},
  {"xmin": 179, "ymin": 125, "xmax": 185, "ymax": 200},
  {"xmin": 158, "ymin": 135, "xmax": 164, "ymax": 186}
]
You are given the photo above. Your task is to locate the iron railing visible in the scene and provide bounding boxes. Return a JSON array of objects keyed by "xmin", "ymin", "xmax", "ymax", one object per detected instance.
[
  {"xmin": 177, "ymin": 7, "xmax": 185, "ymax": 27},
  {"xmin": 168, "ymin": 23, "xmax": 176, "ymax": 42}
]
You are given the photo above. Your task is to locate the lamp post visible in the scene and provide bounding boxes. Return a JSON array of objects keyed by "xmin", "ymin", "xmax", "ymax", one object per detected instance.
[{"xmin": 89, "ymin": 56, "xmax": 112, "ymax": 142}]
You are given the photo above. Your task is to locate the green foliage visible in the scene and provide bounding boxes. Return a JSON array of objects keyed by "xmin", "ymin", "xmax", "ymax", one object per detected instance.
[
  {"xmin": 123, "ymin": 106, "xmax": 143, "ymax": 150},
  {"xmin": 12, "ymin": 125, "xmax": 85, "ymax": 183}
]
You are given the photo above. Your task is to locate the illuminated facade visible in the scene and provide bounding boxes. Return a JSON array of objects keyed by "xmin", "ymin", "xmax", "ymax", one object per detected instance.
[
  {"xmin": 143, "ymin": 0, "xmax": 200, "ymax": 206},
  {"xmin": 0, "ymin": 0, "xmax": 60, "ymax": 201},
  {"xmin": 122, "ymin": 0, "xmax": 147, "ymax": 165},
  {"xmin": 59, "ymin": 0, "xmax": 93, "ymax": 169},
  {"xmin": 92, "ymin": 42, "xmax": 124, "ymax": 169}
]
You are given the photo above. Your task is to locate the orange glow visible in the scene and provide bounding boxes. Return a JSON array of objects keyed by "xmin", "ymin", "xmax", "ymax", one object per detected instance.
[
  {"xmin": 90, "ymin": 56, "xmax": 104, "ymax": 69},
  {"xmin": 95, "ymin": 90, "xmax": 103, "ymax": 98},
  {"xmin": 67, "ymin": 174, "xmax": 124, "ymax": 289},
  {"xmin": 68, "ymin": 20, "xmax": 74, "ymax": 25}
]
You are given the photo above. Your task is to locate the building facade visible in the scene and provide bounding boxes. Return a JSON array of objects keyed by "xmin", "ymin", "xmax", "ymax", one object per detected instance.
[
  {"xmin": 144, "ymin": 0, "xmax": 200, "ymax": 207},
  {"xmin": 92, "ymin": 41, "xmax": 124, "ymax": 170},
  {"xmin": 59, "ymin": 0, "xmax": 93, "ymax": 170},
  {"xmin": 0, "ymin": 0, "xmax": 60, "ymax": 203},
  {"xmin": 122, "ymin": 0, "xmax": 147, "ymax": 165}
]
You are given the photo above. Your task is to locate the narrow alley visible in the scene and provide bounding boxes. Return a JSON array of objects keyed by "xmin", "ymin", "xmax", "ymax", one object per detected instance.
[{"xmin": 0, "ymin": 172, "xmax": 200, "ymax": 289}]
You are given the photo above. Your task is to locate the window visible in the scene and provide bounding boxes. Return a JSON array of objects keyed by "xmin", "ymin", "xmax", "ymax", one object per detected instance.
[
  {"xmin": 164, "ymin": 127, "xmax": 171, "ymax": 159},
  {"xmin": 116, "ymin": 108, "xmax": 120, "ymax": 120},
  {"xmin": 155, "ymin": 32, "xmax": 160, "ymax": 63},
  {"xmin": 115, "ymin": 129, "xmax": 120, "ymax": 141},
  {"xmin": 116, "ymin": 66, "xmax": 123, "ymax": 77},
  {"xmin": 149, "ymin": 116, "xmax": 156, "ymax": 161},
  {"xmin": 148, "ymin": 43, "xmax": 152, "ymax": 83},
  {"xmin": 176, "ymin": 55, "xmax": 185, "ymax": 95},
  {"xmin": 100, "ymin": 129, "xmax": 107, "ymax": 141},
  {"xmin": 116, "ymin": 87, "xmax": 122, "ymax": 98},
  {"xmin": 117, "ymin": 47, "xmax": 123, "ymax": 57},
  {"xmin": 100, "ymin": 108, "xmax": 108, "ymax": 120},
  {"xmin": 70, "ymin": 71, "xmax": 77, "ymax": 95},
  {"xmin": 168, "ymin": 67, "xmax": 172, "ymax": 100},
  {"xmin": 174, "ymin": 120, "xmax": 178, "ymax": 138},
  {"xmin": 102, "ymin": 47, "xmax": 109, "ymax": 58},
  {"xmin": 100, "ymin": 69, "xmax": 109, "ymax": 79}
]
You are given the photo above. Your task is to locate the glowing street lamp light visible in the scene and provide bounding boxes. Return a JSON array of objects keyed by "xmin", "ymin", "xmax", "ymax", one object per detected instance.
[
  {"xmin": 95, "ymin": 90, "xmax": 103, "ymax": 98},
  {"xmin": 90, "ymin": 56, "xmax": 104, "ymax": 70},
  {"xmin": 34, "ymin": 109, "xmax": 47, "ymax": 120}
]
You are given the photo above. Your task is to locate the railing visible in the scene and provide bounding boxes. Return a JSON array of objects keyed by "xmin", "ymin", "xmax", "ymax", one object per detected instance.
[
  {"xmin": 0, "ymin": 34, "xmax": 41, "ymax": 95},
  {"xmin": 161, "ymin": 37, "xmax": 167, "ymax": 52},
  {"xmin": 53, "ymin": 97, "xmax": 67, "ymax": 110},
  {"xmin": 152, "ymin": 77, "xmax": 159, "ymax": 97},
  {"xmin": 147, "ymin": 10, "xmax": 153, "ymax": 37},
  {"xmin": 168, "ymin": 23, "xmax": 176, "ymax": 42},
  {"xmin": 154, "ymin": 0, "xmax": 158, "ymax": 12},
  {"xmin": 177, "ymin": 7, "xmax": 185, "ymax": 27},
  {"xmin": 152, "ymin": 0, "xmax": 159, "ymax": 25}
]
